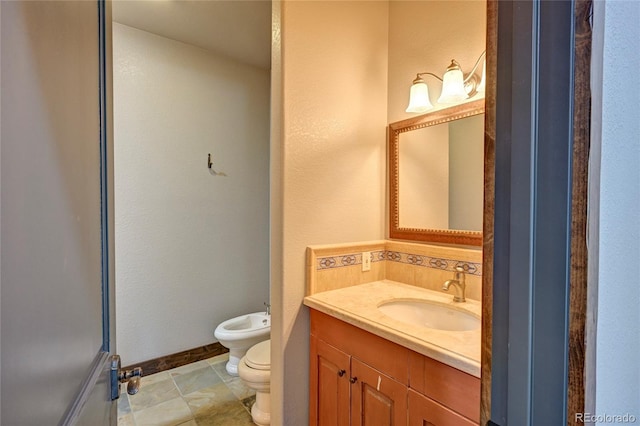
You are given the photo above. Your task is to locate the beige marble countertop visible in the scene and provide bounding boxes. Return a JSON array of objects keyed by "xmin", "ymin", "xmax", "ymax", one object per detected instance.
[{"xmin": 303, "ymin": 280, "xmax": 481, "ymax": 377}]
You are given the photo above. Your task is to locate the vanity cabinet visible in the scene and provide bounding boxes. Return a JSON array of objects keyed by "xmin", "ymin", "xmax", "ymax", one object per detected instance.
[
  {"xmin": 309, "ymin": 309, "xmax": 480, "ymax": 426},
  {"xmin": 310, "ymin": 310, "xmax": 407, "ymax": 426}
]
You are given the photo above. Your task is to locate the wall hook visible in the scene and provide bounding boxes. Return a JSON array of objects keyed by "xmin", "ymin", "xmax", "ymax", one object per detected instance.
[{"xmin": 207, "ymin": 153, "xmax": 227, "ymax": 177}]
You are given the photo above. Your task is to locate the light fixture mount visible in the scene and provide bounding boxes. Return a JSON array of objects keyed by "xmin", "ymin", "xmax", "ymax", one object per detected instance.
[{"xmin": 463, "ymin": 73, "xmax": 480, "ymax": 98}]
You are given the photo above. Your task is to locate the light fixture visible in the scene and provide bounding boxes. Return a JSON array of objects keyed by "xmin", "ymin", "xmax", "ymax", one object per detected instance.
[
  {"xmin": 405, "ymin": 50, "xmax": 486, "ymax": 113},
  {"xmin": 438, "ymin": 60, "xmax": 468, "ymax": 103},
  {"xmin": 405, "ymin": 74, "xmax": 436, "ymax": 113}
]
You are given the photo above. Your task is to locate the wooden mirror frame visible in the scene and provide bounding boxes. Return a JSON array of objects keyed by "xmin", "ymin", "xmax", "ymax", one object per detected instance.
[{"xmin": 388, "ymin": 99, "xmax": 485, "ymax": 246}]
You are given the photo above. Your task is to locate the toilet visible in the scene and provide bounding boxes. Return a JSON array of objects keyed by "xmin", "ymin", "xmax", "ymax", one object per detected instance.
[
  {"xmin": 238, "ymin": 339, "xmax": 271, "ymax": 426},
  {"xmin": 214, "ymin": 312, "xmax": 270, "ymax": 376}
]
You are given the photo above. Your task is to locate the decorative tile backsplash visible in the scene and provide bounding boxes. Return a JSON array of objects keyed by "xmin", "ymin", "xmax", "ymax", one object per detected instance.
[
  {"xmin": 317, "ymin": 250, "xmax": 482, "ymax": 276},
  {"xmin": 317, "ymin": 251, "xmax": 386, "ymax": 270},
  {"xmin": 307, "ymin": 240, "xmax": 482, "ymax": 300},
  {"xmin": 385, "ymin": 251, "xmax": 482, "ymax": 276}
]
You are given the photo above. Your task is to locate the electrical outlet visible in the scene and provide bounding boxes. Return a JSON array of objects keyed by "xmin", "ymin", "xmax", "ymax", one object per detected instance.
[{"xmin": 362, "ymin": 251, "xmax": 371, "ymax": 272}]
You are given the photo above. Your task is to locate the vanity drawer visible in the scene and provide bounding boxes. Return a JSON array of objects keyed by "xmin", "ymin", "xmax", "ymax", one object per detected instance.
[
  {"xmin": 310, "ymin": 309, "xmax": 410, "ymax": 384},
  {"xmin": 409, "ymin": 351, "xmax": 480, "ymax": 423},
  {"xmin": 408, "ymin": 389, "xmax": 477, "ymax": 426}
]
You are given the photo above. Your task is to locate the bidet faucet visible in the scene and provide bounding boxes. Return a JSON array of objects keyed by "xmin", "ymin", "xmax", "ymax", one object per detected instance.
[
  {"xmin": 264, "ymin": 302, "xmax": 271, "ymax": 315},
  {"xmin": 442, "ymin": 266, "xmax": 466, "ymax": 303}
]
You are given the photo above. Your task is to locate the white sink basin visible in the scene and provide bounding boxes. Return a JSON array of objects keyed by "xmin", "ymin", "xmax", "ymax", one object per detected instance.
[{"xmin": 378, "ymin": 299, "xmax": 480, "ymax": 332}]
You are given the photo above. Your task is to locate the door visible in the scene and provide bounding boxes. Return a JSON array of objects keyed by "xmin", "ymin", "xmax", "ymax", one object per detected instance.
[
  {"xmin": 408, "ymin": 390, "xmax": 476, "ymax": 426},
  {"xmin": 309, "ymin": 336, "xmax": 351, "ymax": 426},
  {"xmin": 1, "ymin": 1, "xmax": 117, "ymax": 424},
  {"xmin": 351, "ymin": 358, "xmax": 407, "ymax": 426}
]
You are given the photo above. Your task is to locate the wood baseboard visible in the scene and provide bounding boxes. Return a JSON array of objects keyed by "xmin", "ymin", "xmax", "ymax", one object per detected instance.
[{"xmin": 123, "ymin": 342, "xmax": 228, "ymax": 377}]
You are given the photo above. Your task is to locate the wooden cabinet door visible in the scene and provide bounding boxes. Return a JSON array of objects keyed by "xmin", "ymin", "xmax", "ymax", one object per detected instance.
[
  {"xmin": 409, "ymin": 352, "xmax": 480, "ymax": 423},
  {"xmin": 351, "ymin": 358, "xmax": 407, "ymax": 426},
  {"xmin": 408, "ymin": 389, "xmax": 477, "ymax": 426},
  {"xmin": 310, "ymin": 336, "xmax": 351, "ymax": 426}
]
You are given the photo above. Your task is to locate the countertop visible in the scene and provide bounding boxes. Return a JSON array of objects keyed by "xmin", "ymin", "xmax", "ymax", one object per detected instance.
[{"xmin": 303, "ymin": 280, "xmax": 481, "ymax": 377}]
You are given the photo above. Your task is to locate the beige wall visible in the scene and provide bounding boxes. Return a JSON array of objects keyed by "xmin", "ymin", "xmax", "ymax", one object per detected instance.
[
  {"xmin": 273, "ymin": 1, "xmax": 487, "ymax": 423},
  {"xmin": 272, "ymin": 1, "xmax": 389, "ymax": 424},
  {"xmin": 399, "ymin": 124, "xmax": 450, "ymax": 229},
  {"xmin": 449, "ymin": 113, "xmax": 484, "ymax": 230},
  {"xmin": 387, "ymin": 1, "xmax": 487, "ymax": 123}
]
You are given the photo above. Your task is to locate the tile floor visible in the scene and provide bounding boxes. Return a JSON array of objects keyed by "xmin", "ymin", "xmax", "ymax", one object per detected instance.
[{"xmin": 117, "ymin": 353, "xmax": 256, "ymax": 426}]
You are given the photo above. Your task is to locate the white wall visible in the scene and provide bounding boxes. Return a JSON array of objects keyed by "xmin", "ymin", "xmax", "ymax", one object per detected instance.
[
  {"xmin": 113, "ymin": 23, "xmax": 270, "ymax": 364},
  {"xmin": 272, "ymin": 2, "xmax": 389, "ymax": 423},
  {"xmin": 593, "ymin": 0, "xmax": 640, "ymax": 423}
]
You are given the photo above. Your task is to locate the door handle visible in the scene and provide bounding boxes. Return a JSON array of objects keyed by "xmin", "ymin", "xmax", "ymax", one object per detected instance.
[
  {"xmin": 349, "ymin": 376, "xmax": 358, "ymax": 384},
  {"xmin": 110, "ymin": 355, "xmax": 143, "ymax": 400},
  {"xmin": 119, "ymin": 367, "xmax": 142, "ymax": 395},
  {"xmin": 338, "ymin": 369, "xmax": 346, "ymax": 377}
]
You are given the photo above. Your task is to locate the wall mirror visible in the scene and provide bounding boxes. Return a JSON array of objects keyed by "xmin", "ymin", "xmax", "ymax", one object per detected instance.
[{"xmin": 388, "ymin": 99, "xmax": 484, "ymax": 246}]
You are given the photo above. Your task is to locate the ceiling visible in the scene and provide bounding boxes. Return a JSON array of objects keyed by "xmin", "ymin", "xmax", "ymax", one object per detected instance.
[{"xmin": 112, "ymin": 0, "xmax": 272, "ymax": 70}]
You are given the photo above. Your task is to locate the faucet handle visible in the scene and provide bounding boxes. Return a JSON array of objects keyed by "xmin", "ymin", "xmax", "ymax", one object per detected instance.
[{"xmin": 264, "ymin": 302, "xmax": 271, "ymax": 315}]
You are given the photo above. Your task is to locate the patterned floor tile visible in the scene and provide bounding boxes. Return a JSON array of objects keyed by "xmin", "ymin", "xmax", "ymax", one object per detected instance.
[
  {"xmin": 129, "ymin": 378, "xmax": 181, "ymax": 411},
  {"xmin": 211, "ymin": 361, "xmax": 235, "ymax": 383},
  {"xmin": 119, "ymin": 355, "xmax": 262, "ymax": 426},
  {"xmin": 117, "ymin": 413, "xmax": 136, "ymax": 426},
  {"xmin": 186, "ymin": 388, "xmax": 254, "ymax": 426},
  {"xmin": 173, "ymin": 366, "xmax": 222, "ymax": 396},
  {"xmin": 169, "ymin": 361, "xmax": 210, "ymax": 377},
  {"xmin": 117, "ymin": 391, "xmax": 131, "ymax": 417},
  {"xmin": 241, "ymin": 395, "xmax": 256, "ymax": 413},
  {"xmin": 133, "ymin": 397, "xmax": 193, "ymax": 426},
  {"xmin": 183, "ymin": 382, "xmax": 237, "ymax": 413},
  {"xmin": 205, "ymin": 353, "xmax": 229, "ymax": 366},
  {"xmin": 226, "ymin": 376, "xmax": 256, "ymax": 400},
  {"xmin": 141, "ymin": 371, "xmax": 171, "ymax": 386},
  {"xmin": 193, "ymin": 402, "xmax": 255, "ymax": 426}
]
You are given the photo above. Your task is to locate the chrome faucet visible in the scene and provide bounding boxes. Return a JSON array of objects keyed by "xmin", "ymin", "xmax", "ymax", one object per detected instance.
[
  {"xmin": 442, "ymin": 266, "xmax": 466, "ymax": 303},
  {"xmin": 264, "ymin": 302, "xmax": 271, "ymax": 316}
]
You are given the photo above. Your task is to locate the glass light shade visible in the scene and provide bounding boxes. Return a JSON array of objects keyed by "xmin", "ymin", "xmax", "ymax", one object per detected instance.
[
  {"xmin": 437, "ymin": 65, "xmax": 468, "ymax": 104},
  {"xmin": 406, "ymin": 81, "xmax": 433, "ymax": 113},
  {"xmin": 477, "ymin": 60, "xmax": 486, "ymax": 93}
]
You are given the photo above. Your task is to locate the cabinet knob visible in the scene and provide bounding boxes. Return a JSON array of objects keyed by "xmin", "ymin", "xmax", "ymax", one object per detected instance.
[
  {"xmin": 338, "ymin": 369, "xmax": 346, "ymax": 377},
  {"xmin": 349, "ymin": 376, "xmax": 358, "ymax": 384}
]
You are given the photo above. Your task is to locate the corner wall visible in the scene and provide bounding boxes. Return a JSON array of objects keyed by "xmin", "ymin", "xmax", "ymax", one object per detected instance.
[
  {"xmin": 273, "ymin": 2, "xmax": 389, "ymax": 423},
  {"xmin": 113, "ymin": 23, "xmax": 270, "ymax": 364},
  {"xmin": 593, "ymin": 0, "xmax": 640, "ymax": 420}
]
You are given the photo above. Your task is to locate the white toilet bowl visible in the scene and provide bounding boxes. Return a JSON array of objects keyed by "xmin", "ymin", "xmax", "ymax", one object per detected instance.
[
  {"xmin": 238, "ymin": 339, "xmax": 271, "ymax": 426},
  {"xmin": 214, "ymin": 312, "xmax": 270, "ymax": 376}
]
